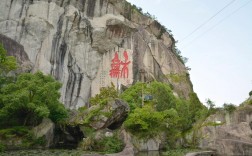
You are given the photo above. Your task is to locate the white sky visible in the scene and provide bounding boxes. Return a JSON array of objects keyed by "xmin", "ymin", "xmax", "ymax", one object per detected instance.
[{"xmin": 127, "ymin": 0, "xmax": 252, "ymax": 107}]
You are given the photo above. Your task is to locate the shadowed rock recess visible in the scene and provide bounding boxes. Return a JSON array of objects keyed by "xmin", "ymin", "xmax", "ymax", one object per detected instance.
[{"xmin": 0, "ymin": 0, "xmax": 193, "ymax": 109}]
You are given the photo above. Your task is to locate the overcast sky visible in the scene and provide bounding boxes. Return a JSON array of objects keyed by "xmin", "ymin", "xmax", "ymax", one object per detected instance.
[{"xmin": 127, "ymin": 0, "xmax": 252, "ymax": 107}]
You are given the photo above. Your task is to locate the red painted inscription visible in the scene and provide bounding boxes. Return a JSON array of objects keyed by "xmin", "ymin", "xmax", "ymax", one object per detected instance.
[{"xmin": 109, "ymin": 51, "xmax": 131, "ymax": 78}]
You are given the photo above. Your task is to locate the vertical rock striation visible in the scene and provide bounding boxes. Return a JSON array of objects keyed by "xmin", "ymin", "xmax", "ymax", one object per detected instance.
[{"xmin": 0, "ymin": 0, "xmax": 193, "ymax": 109}]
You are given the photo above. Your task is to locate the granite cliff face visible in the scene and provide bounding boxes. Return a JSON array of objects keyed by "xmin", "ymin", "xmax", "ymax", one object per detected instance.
[{"xmin": 0, "ymin": 0, "xmax": 192, "ymax": 109}]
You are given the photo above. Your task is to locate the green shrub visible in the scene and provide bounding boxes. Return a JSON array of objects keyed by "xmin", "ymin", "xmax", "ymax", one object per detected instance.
[
  {"xmin": 0, "ymin": 72, "xmax": 68, "ymax": 126},
  {"xmin": 223, "ymin": 103, "xmax": 236, "ymax": 113},
  {"xmin": 94, "ymin": 135, "xmax": 124, "ymax": 153},
  {"xmin": 0, "ymin": 143, "xmax": 5, "ymax": 152},
  {"xmin": 249, "ymin": 90, "xmax": 252, "ymax": 96},
  {"xmin": 0, "ymin": 126, "xmax": 46, "ymax": 148},
  {"xmin": 149, "ymin": 81, "xmax": 177, "ymax": 111},
  {"xmin": 0, "ymin": 126, "xmax": 29, "ymax": 139},
  {"xmin": 120, "ymin": 81, "xmax": 177, "ymax": 112},
  {"xmin": 120, "ymin": 82, "xmax": 146, "ymax": 111},
  {"xmin": 0, "ymin": 43, "xmax": 17, "ymax": 74},
  {"xmin": 124, "ymin": 105, "xmax": 179, "ymax": 139},
  {"xmin": 90, "ymin": 83, "xmax": 118, "ymax": 106},
  {"xmin": 80, "ymin": 133, "xmax": 124, "ymax": 154}
]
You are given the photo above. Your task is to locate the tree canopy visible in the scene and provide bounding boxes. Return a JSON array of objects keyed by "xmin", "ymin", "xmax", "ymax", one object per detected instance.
[
  {"xmin": 0, "ymin": 71, "xmax": 68, "ymax": 127},
  {"xmin": 0, "ymin": 43, "xmax": 17, "ymax": 74}
]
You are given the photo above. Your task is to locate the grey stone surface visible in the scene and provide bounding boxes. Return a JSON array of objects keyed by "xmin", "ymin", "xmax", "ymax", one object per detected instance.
[
  {"xmin": 132, "ymin": 136, "xmax": 162, "ymax": 151},
  {"xmin": 199, "ymin": 105, "xmax": 252, "ymax": 155},
  {"xmin": 0, "ymin": 0, "xmax": 192, "ymax": 109},
  {"xmin": 89, "ymin": 99, "xmax": 130, "ymax": 130},
  {"xmin": 32, "ymin": 118, "xmax": 55, "ymax": 147},
  {"xmin": 106, "ymin": 130, "xmax": 135, "ymax": 156}
]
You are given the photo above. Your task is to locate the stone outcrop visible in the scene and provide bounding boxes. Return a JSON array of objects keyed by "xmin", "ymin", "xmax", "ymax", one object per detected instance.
[
  {"xmin": 199, "ymin": 105, "xmax": 252, "ymax": 155},
  {"xmin": 0, "ymin": 0, "xmax": 193, "ymax": 109},
  {"xmin": 32, "ymin": 118, "xmax": 55, "ymax": 148},
  {"xmin": 89, "ymin": 99, "xmax": 129, "ymax": 130},
  {"xmin": 132, "ymin": 137, "xmax": 162, "ymax": 151},
  {"xmin": 53, "ymin": 124, "xmax": 84, "ymax": 149},
  {"xmin": 106, "ymin": 130, "xmax": 135, "ymax": 156},
  {"xmin": 0, "ymin": 34, "xmax": 33, "ymax": 73}
]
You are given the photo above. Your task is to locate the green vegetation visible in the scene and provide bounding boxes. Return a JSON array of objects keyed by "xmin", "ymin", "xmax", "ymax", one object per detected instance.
[
  {"xmin": 249, "ymin": 90, "xmax": 252, "ymax": 96},
  {"xmin": 80, "ymin": 129, "xmax": 123, "ymax": 154},
  {"xmin": 174, "ymin": 47, "xmax": 188, "ymax": 65},
  {"xmin": 0, "ymin": 72, "xmax": 68, "ymax": 127},
  {"xmin": 120, "ymin": 82, "xmax": 145, "ymax": 110},
  {"xmin": 124, "ymin": 106, "xmax": 179, "ymax": 138},
  {"xmin": 0, "ymin": 43, "xmax": 17, "ymax": 74},
  {"xmin": 0, "ymin": 43, "xmax": 17, "ymax": 88},
  {"xmin": 92, "ymin": 135, "xmax": 124, "ymax": 153},
  {"xmin": 223, "ymin": 103, "xmax": 236, "ymax": 113},
  {"xmin": 89, "ymin": 83, "xmax": 118, "ymax": 106},
  {"xmin": 0, "ymin": 126, "xmax": 46, "ymax": 150},
  {"xmin": 120, "ymin": 81, "xmax": 207, "ymax": 148},
  {"xmin": 167, "ymin": 73, "xmax": 187, "ymax": 83},
  {"xmin": 0, "ymin": 45, "xmax": 69, "ymax": 151},
  {"xmin": 0, "ymin": 143, "xmax": 5, "ymax": 152},
  {"xmin": 76, "ymin": 84, "xmax": 118, "ymax": 125}
]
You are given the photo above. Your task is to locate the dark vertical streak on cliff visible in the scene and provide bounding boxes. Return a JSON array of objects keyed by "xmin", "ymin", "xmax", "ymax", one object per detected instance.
[
  {"xmin": 100, "ymin": 0, "xmax": 104, "ymax": 16},
  {"xmin": 66, "ymin": 53, "xmax": 76, "ymax": 108},
  {"xmin": 76, "ymin": 71, "xmax": 83, "ymax": 97},
  {"xmin": 87, "ymin": 0, "xmax": 96, "ymax": 17},
  {"xmin": 50, "ymin": 13, "xmax": 67, "ymax": 80},
  {"xmin": 19, "ymin": 18, "xmax": 26, "ymax": 43},
  {"xmin": 19, "ymin": 0, "xmax": 26, "ymax": 18},
  {"xmin": 132, "ymin": 34, "xmax": 140, "ymax": 83},
  {"xmin": 65, "ymin": 53, "xmax": 83, "ymax": 108},
  {"xmin": 7, "ymin": 0, "xmax": 14, "ymax": 19},
  {"xmin": 80, "ymin": 0, "xmax": 86, "ymax": 12}
]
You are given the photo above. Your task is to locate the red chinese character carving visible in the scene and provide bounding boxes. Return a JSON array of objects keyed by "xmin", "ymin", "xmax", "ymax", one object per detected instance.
[
  {"xmin": 121, "ymin": 51, "xmax": 131, "ymax": 78},
  {"xmin": 109, "ymin": 52, "xmax": 121, "ymax": 78}
]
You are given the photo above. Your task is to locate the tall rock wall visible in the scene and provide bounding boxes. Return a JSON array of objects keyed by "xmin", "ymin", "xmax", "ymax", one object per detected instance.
[{"xmin": 0, "ymin": 0, "xmax": 193, "ymax": 109}]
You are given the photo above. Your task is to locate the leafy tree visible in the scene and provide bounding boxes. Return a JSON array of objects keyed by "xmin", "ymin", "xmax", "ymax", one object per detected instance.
[
  {"xmin": 249, "ymin": 90, "xmax": 252, "ymax": 96},
  {"xmin": 149, "ymin": 81, "xmax": 177, "ymax": 111},
  {"xmin": 124, "ymin": 105, "xmax": 179, "ymax": 138},
  {"xmin": 120, "ymin": 81, "xmax": 177, "ymax": 112},
  {"xmin": 89, "ymin": 83, "xmax": 118, "ymax": 106},
  {"xmin": 205, "ymin": 98, "xmax": 216, "ymax": 115},
  {"xmin": 120, "ymin": 82, "xmax": 147, "ymax": 111},
  {"xmin": 0, "ymin": 43, "xmax": 17, "ymax": 88},
  {"xmin": 0, "ymin": 71, "xmax": 68, "ymax": 126},
  {"xmin": 188, "ymin": 93, "xmax": 205, "ymax": 122},
  {"xmin": 0, "ymin": 43, "xmax": 17, "ymax": 74},
  {"xmin": 176, "ymin": 99, "xmax": 192, "ymax": 134},
  {"xmin": 223, "ymin": 103, "xmax": 236, "ymax": 113}
]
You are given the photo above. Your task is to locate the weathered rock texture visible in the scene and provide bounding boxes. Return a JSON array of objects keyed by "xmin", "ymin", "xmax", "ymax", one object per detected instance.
[
  {"xmin": 89, "ymin": 99, "xmax": 129, "ymax": 130},
  {"xmin": 0, "ymin": 0, "xmax": 192, "ymax": 109},
  {"xmin": 32, "ymin": 118, "xmax": 55, "ymax": 148},
  {"xmin": 199, "ymin": 105, "xmax": 252, "ymax": 155},
  {"xmin": 0, "ymin": 34, "xmax": 33, "ymax": 72}
]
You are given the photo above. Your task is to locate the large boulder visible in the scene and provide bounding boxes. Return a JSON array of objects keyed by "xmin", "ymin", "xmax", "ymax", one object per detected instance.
[
  {"xmin": 131, "ymin": 136, "xmax": 162, "ymax": 151},
  {"xmin": 53, "ymin": 124, "xmax": 84, "ymax": 149},
  {"xmin": 32, "ymin": 118, "xmax": 55, "ymax": 148},
  {"xmin": 106, "ymin": 130, "xmax": 135, "ymax": 156},
  {"xmin": 89, "ymin": 99, "xmax": 130, "ymax": 130}
]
